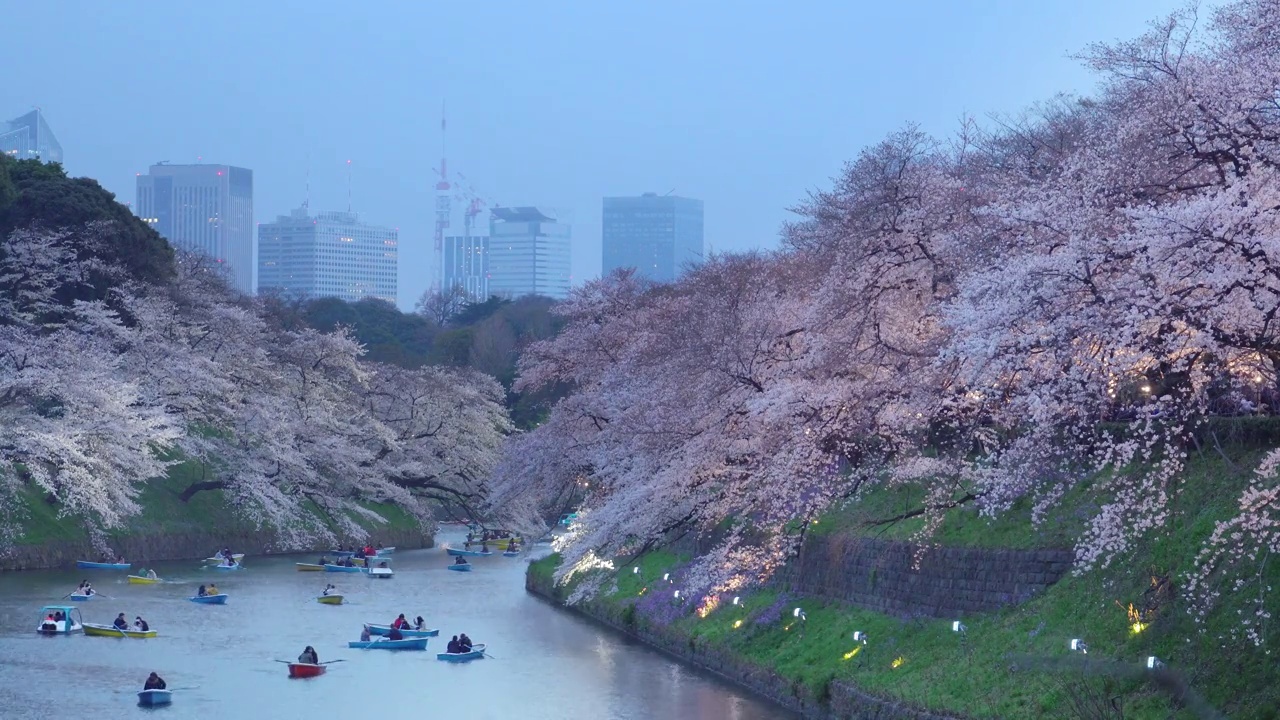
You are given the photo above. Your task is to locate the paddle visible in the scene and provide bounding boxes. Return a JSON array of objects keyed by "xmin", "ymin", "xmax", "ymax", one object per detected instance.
[
  {"xmin": 167, "ymin": 685, "xmax": 199, "ymax": 691},
  {"xmin": 319, "ymin": 660, "xmax": 346, "ymax": 665}
]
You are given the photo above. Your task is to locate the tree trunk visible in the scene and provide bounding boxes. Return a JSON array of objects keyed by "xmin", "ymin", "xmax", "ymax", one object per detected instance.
[{"xmin": 178, "ymin": 480, "xmax": 227, "ymax": 503}]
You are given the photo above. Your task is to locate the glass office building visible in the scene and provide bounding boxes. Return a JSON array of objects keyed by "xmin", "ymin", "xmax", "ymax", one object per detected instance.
[
  {"xmin": 258, "ymin": 207, "xmax": 398, "ymax": 304},
  {"xmin": 488, "ymin": 207, "xmax": 571, "ymax": 299},
  {"xmin": 1, "ymin": 109, "xmax": 63, "ymax": 164},
  {"xmin": 602, "ymin": 193, "xmax": 703, "ymax": 282}
]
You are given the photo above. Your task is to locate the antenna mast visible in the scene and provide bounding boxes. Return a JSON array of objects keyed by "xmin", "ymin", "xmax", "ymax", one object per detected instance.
[
  {"xmin": 346, "ymin": 159, "xmax": 353, "ymax": 213},
  {"xmin": 432, "ymin": 101, "xmax": 451, "ymax": 295}
]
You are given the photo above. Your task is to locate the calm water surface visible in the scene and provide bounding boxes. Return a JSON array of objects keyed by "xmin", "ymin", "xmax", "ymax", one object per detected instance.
[{"xmin": 0, "ymin": 529, "xmax": 793, "ymax": 719}]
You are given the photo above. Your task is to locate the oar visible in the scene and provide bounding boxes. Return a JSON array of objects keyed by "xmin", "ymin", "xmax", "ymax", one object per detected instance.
[
  {"xmin": 319, "ymin": 659, "xmax": 346, "ymax": 665},
  {"xmin": 168, "ymin": 685, "xmax": 200, "ymax": 691}
]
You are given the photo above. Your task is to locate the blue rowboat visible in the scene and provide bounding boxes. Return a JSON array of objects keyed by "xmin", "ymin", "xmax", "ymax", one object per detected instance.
[
  {"xmin": 366, "ymin": 623, "xmax": 439, "ymax": 638},
  {"xmin": 68, "ymin": 593, "xmax": 95, "ymax": 601},
  {"xmin": 211, "ymin": 563, "xmax": 242, "ymax": 571},
  {"xmin": 446, "ymin": 563, "xmax": 471, "ymax": 572},
  {"xmin": 376, "ymin": 546, "xmax": 396, "ymax": 554},
  {"xmin": 446, "ymin": 548, "xmax": 492, "ymax": 557},
  {"xmin": 437, "ymin": 643, "xmax": 486, "ymax": 662},
  {"xmin": 324, "ymin": 564, "xmax": 366, "ymax": 573},
  {"xmin": 75, "ymin": 561, "xmax": 130, "ymax": 570},
  {"xmin": 189, "ymin": 594, "xmax": 228, "ymax": 604},
  {"xmin": 502, "ymin": 550, "xmax": 520, "ymax": 558},
  {"xmin": 137, "ymin": 689, "xmax": 172, "ymax": 707},
  {"xmin": 346, "ymin": 637, "xmax": 428, "ymax": 650}
]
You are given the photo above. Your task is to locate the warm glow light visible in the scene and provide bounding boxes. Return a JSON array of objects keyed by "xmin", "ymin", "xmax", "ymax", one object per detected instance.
[
  {"xmin": 697, "ymin": 596, "xmax": 720, "ymax": 618},
  {"xmin": 891, "ymin": 656, "xmax": 905, "ymax": 669},
  {"xmin": 732, "ymin": 620, "xmax": 743, "ymax": 629},
  {"xmin": 1130, "ymin": 622, "xmax": 1147, "ymax": 635},
  {"xmin": 842, "ymin": 646, "xmax": 862, "ymax": 660}
]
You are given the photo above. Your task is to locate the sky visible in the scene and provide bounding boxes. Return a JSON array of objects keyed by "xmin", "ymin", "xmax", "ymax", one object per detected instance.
[{"xmin": 3, "ymin": 0, "xmax": 1193, "ymax": 310}]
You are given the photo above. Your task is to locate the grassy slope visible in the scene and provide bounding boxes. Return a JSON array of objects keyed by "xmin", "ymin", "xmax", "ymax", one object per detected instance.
[
  {"xmin": 535, "ymin": 450, "xmax": 1280, "ymax": 720},
  {"xmin": 14, "ymin": 457, "xmax": 423, "ymax": 547}
]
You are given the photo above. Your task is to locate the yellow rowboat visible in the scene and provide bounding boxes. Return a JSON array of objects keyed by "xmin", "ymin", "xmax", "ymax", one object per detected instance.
[
  {"xmin": 83, "ymin": 623, "xmax": 156, "ymax": 638},
  {"xmin": 296, "ymin": 563, "xmax": 326, "ymax": 571},
  {"xmin": 488, "ymin": 538, "xmax": 522, "ymax": 551},
  {"xmin": 127, "ymin": 575, "xmax": 160, "ymax": 585},
  {"xmin": 316, "ymin": 595, "xmax": 344, "ymax": 605}
]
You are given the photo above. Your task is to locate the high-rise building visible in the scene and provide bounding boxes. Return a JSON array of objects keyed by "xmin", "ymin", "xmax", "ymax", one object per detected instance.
[
  {"xmin": 135, "ymin": 163, "xmax": 254, "ymax": 293},
  {"xmin": 488, "ymin": 207, "xmax": 571, "ymax": 299},
  {"xmin": 257, "ymin": 207, "xmax": 398, "ymax": 304},
  {"xmin": 602, "ymin": 193, "xmax": 704, "ymax": 283},
  {"xmin": 443, "ymin": 234, "xmax": 489, "ymax": 300},
  {"xmin": 1, "ymin": 109, "xmax": 63, "ymax": 164}
]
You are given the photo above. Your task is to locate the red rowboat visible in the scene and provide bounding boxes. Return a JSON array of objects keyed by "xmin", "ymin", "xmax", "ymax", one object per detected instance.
[{"xmin": 288, "ymin": 662, "xmax": 326, "ymax": 679}]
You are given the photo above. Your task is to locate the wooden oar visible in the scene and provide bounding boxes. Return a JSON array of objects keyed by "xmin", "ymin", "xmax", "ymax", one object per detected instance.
[
  {"xmin": 167, "ymin": 685, "xmax": 199, "ymax": 691},
  {"xmin": 319, "ymin": 659, "xmax": 346, "ymax": 665}
]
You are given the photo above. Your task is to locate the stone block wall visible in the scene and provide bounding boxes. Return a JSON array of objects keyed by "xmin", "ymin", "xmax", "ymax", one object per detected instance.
[{"xmin": 787, "ymin": 534, "xmax": 1073, "ymax": 618}]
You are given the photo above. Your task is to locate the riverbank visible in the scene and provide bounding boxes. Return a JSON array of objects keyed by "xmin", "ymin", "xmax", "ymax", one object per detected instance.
[
  {"xmin": 528, "ymin": 451, "xmax": 1276, "ymax": 719},
  {"xmin": 2, "ymin": 465, "xmax": 432, "ymax": 570}
]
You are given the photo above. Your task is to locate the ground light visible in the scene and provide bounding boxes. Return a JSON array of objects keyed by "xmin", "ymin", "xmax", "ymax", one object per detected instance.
[
  {"xmin": 663, "ymin": 573, "xmax": 669, "ymax": 582},
  {"xmin": 1146, "ymin": 656, "xmax": 1164, "ymax": 670},
  {"xmin": 633, "ymin": 567, "xmax": 639, "ymax": 574},
  {"xmin": 853, "ymin": 631, "xmax": 868, "ymax": 644},
  {"xmin": 732, "ymin": 596, "xmax": 740, "ymax": 606},
  {"xmin": 1070, "ymin": 639, "xmax": 1088, "ymax": 654},
  {"xmin": 793, "ymin": 608, "xmax": 806, "ymax": 621},
  {"xmin": 673, "ymin": 590, "xmax": 680, "ymax": 598},
  {"xmin": 952, "ymin": 621, "xmax": 967, "ymax": 634}
]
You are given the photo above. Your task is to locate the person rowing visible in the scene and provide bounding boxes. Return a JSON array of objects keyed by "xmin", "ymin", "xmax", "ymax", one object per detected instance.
[
  {"xmin": 298, "ymin": 646, "xmax": 318, "ymax": 664},
  {"xmin": 453, "ymin": 555, "xmax": 468, "ymax": 566},
  {"xmin": 322, "ymin": 583, "xmax": 336, "ymax": 596},
  {"xmin": 145, "ymin": 568, "xmax": 158, "ymax": 580},
  {"xmin": 387, "ymin": 625, "xmax": 404, "ymax": 641},
  {"xmin": 447, "ymin": 635, "xmax": 460, "ymax": 653},
  {"xmin": 206, "ymin": 583, "xmax": 219, "ymax": 596},
  {"xmin": 143, "ymin": 672, "xmax": 166, "ymax": 691},
  {"xmin": 459, "ymin": 633, "xmax": 473, "ymax": 652},
  {"xmin": 112, "ymin": 613, "xmax": 129, "ymax": 631}
]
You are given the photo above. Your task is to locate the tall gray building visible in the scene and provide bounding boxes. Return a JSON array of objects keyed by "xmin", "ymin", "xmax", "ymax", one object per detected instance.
[
  {"xmin": 258, "ymin": 207, "xmax": 398, "ymax": 304},
  {"xmin": 1, "ymin": 109, "xmax": 63, "ymax": 164},
  {"xmin": 602, "ymin": 193, "xmax": 704, "ymax": 282},
  {"xmin": 443, "ymin": 234, "xmax": 489, "ymax": 300},
  {"xmin": 136, "ymin": 163, "xmax": 254, "ymax": 294},
  {"xmin": 488, "ymin": 207, "xmax": 571, "ymax": 299}
]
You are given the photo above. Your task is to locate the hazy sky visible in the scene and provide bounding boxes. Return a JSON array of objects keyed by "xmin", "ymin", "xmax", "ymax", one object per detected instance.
[{"xmin": 5, "ymin": 0, "xmax": 1190, "ymax": 310}]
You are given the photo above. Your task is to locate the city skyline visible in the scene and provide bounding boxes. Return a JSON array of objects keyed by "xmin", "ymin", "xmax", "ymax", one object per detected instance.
[
  {"xmin": 258, "ymin": 206, "xmax": 399, "ymax": 304},
  {"xmin": 1, "ymin": 1, "xmax": 1189, "ymax": 311}
]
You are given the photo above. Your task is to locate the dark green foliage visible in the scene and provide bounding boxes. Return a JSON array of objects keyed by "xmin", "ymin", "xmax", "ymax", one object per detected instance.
[
  {"xmin": 302, "ymin": 297, "xmax": 437, "ymax": 367},
  {"xmin": 0, "ymin": 156, "xmax": 175, "ymax": 294}
]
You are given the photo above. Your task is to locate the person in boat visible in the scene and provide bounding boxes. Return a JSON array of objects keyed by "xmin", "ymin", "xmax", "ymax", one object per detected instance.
[
  {"xmin": 463, "ymin": 539, "xmax": 472, "ymax": 550},
  {"xmin": 376, "ymin": 542, "xmax": 384, "ymax": 551},
  {"xmin": 298, "ymin": 646, "xmax": 318, "ymax": 664},
  {"xmin": 206, "ymin": 583, "xmax": 219, "ymax": 596},
  {"xmin": 459, "ymin": 633, "xmax": 473, "ymax": 652},
  {"xmin": 354, "ymin": 547, "xmax": 365, "ymax": 560},
  {"xmin": 134, "ymin": 616, "xmax": 150, "ymax": 632},
  {"xmin": 221, "ymin": 547, "xmax": 232, "ymax": 561},
  {"xmin": 481, "ymin": 542, "xmax": 490, "ymax": 553},
  {"xmin": 378, "ymin": 561, "xmax": 389, "ymax": 569},
  {"xmin": 322, "ymin": 583, "xmax": 336, "ymax": 596},
  {"xmin": 414, "ymin": 616, "xmax": 425, "ymax": 631},
  {"xmin": 453, "ymin": 555, "xmax": 468, "ymax": 566},
  {"xmin": 143, "ymin": 672, "xmax": 166, "ymax": 691},
  {"xmin": 146, "ymin": 568, "xmax": 158, "ymax": 580},
  {"xmin": 392, "ymin": 613, "xmax": 409, "ymax": 630},
  {"xmin": 360, "ymin": 625, "xmax": 371, "ymax": 642},
  {"xmin": 447, "ymin": 635, "xmax": 460, "ymax": 653},
  {"xmin": 113, "ymin": 613, "xmax": 129, "ymax": 631},
  {"xmin": 197, "ymin": 584, "xmax": 207, "ymax": 597},
  {"xmin": 388, "ymin": 626, "xmax": 404, "ymax": 641},
  {"xmin": 318, "ymin": 555, "xmax": 329, "ymax": 565},
  {"xmin": 41, "ymin": 614, "xmax": 57, "ymax": 632}
]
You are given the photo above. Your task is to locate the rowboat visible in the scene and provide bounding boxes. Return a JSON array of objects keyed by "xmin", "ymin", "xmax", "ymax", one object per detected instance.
[
  {"xmin": 296, "ymin": 563, "xmax": 326, "ymax": 571},
  {"xmin": 327, "ymin": 550, "xmax": 356, "ymax": 558},
  {"xmin": 212, "ymin": 563, "xmax": 242, "ymax": 571},
  {"xmin": 365, "ymin": 623, "xmax": 439, "ymax": 638},
  {"xmin": 502, "ymin": 550, "xmax": 520, "ymax": 557},
  {"xmin": 35, "ymin": 605, "xmax": 83, "ymax": 635},
  {"xmin": 324, "ymin": 564, "xmax": 366, "ymax": 573},
  {"xmin": 127, "ymin": 575, "xmax": 160, "ymax": 585},
  {"xmin": 316, "ymin": 594, "xmax": 344, "ymax": 605},
  {"xmin": 376, "ymin": 546, "xmax": 396, "ymax": 554},
  {"xmin": 437, "ymin": 643, "xmax": 486, "ymax": 662},
  {"xmin": 76, "ymin": 561, "xmax": 130, "ymax": 570},
  {"xmin": 447, "ymin": 563, "xmax": 471, "ymax": 572},
  {"xmin": 347, "ymin": 637, "xmax": 429, "ymax": 650},
  {"xmin": 489, "ymin": 538, "xmax": 520, "ymax": 550},
  {"xmin": 203, "ymin": 553, "xmax": 245, "ymax": 565},
  {"xmin": 368, "ymin": 567, "xmax": 394, "ymax": 579},
  {"xmin": 446, "ymin": 548, "xmax": 493, "ymax": 557},
  {"xmin": 189, "ymin": 593, "xmax": 228, "ymax": 604},
  {"xmin": 84, "ymin": 623, "xmax": 156, "ymax": 638},
  {"xmin": 288, "ymin": 662, "xmax": 326, "ymax": 679},
  {"xmin": 68, "ymin": 593, "xmax": 95, "ymax": 601},
  {"xmin": 137, "ymin": 689, "xmax": 173, "ymax": 707}
]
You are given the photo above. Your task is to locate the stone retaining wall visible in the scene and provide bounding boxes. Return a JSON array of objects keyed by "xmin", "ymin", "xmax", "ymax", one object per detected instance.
[
  {"xmin": 526, "ymin": 565, "xmax": 963, "ymax": 720},
  {"xmin": 0, "ymin": 527, "xmax": 433, "ymax": 571},
  {"xmin": 785, "ymin": 535, "xmax": 1073, "ymax": 618}
]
